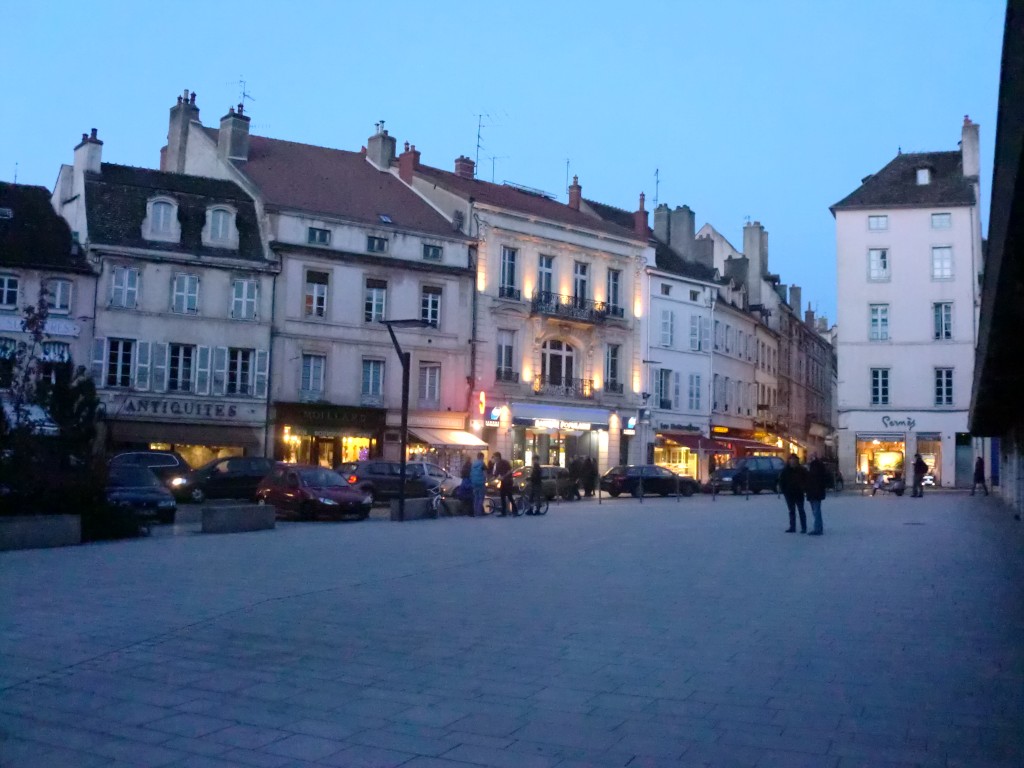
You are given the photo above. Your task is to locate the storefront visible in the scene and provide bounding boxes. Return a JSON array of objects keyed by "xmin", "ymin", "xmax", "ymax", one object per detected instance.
[
  {"xmin": 102, "ymin": 393, "xmax": 267, "ymax": 468},
  {"xmin": 384, "ymin": 410, "xmax": 483, "ymax": 473},
  {"xmin": 653, "ymin": 432, "xmax": 731, "ymax": 482},
  {"xmin": 840, "ymin": 412, "xmax": 968, "ymax": 487},
  {"xmin": 709, "ymin": 426, "xmax": 787, "ymax": 462},
  {"xmin": 854, "ymin": 432, "xmax": 906, "ymax": 481},
  {"xmin": 273, "ymin": 402, "xmax": 385, "ymax": 468},
  {"xmin": 502, "ymin": 402, "xmax": 616, "ymax": 470}
]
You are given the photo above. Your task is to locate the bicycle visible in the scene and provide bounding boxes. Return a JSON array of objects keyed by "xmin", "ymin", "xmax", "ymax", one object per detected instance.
[
  {"xmin": 520, "ymin": 488, "xmax": 549, "ymax": 516},
  {"xmin": 482, "ymin": 492, "xmax": 531, "ymax": 516},
  {"xmin": 428, "ymin": 485, "xmax": 463, "ymax": 517}
]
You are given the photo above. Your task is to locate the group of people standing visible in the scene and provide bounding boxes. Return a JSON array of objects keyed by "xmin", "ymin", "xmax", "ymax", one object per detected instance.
[
  {"xmin": 459, "ymin": 451, "xmax": 600, "ymax": 517},
  {"xmin": 778, "ymin": 453, "xmax": 829, "ymax": 536}
]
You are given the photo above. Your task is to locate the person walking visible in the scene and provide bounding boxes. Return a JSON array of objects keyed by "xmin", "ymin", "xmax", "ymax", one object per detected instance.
[
  {"xmin": 911, "ymin": 454, "xmax": 928, "ymax": 498},
  {"xmin": 470, "ymin": 452, "xmax": 487, "ymax": 517},
  {"xmin": 805, "ymin": 455, "xmax": 828, "ymax": 536},
  {"xmin": 779, "ymin": 453, "xmax": 808, "ymax": 533},
  {"xmin": 582, "ymin": 456, "xmax": 597, "ymax": 497},
  {"xmin": 567, "ymin": 456, "xmax": 582, "ymax": 501},
  {"xmin": 492, "ymin": 452, "xmax": 514, "ymax": 515},
  {"xmin": 971, "ymin": 456, "xmax": 989, "ymax": 496},
  {"xmin": 527, "ymin": 455, "xmax": 544, "ymax": 514}
]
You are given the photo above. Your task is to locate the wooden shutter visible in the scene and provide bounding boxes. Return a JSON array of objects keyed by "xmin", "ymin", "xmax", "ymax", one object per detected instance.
[
  {"xmin": 134, "ymin": 341, "xmax": 151, "ymax": 391},
  {"xmin": 254, "ymin": 349, "xmax": 269, "ymax": 399},
  {"xmin": 152, "ymin": 343, "xmax": 168, "ymax": 392},
  {"xmin": 196, "ymin": 346, "xmax": 211, "ymax": 395},
  {"xmin": 91, "ymin": 338, "xmax": 106, "ymax": 387},
  {"xmin": 673, "ymin": 371, "xmax": 681, "ymax": 410},
  {"xmin": 212, "ymin": 346, "xmax": 228, "ymax": 395}
]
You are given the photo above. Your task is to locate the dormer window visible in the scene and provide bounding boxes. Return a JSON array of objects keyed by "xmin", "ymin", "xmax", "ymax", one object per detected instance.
[
  {"xmin": 201, "ymin": 205, "xmax": 239, "ymax": 249},
  {"xmin": 916, "ymin": 167, "xmax": 932, "ymax": 185},
  {"xmin": 142, "ymin": 197, "xmax": 181, "ymax": 243}
]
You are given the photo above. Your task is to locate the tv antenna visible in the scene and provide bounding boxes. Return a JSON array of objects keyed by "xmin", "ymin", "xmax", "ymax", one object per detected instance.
[
  {"xmin": 235, "ymin": 76, "xmax": 255, "ymax": 109},
  {"xmin": 12, "ymin": 162, "xmax": 17, "ymax": 184},
  {"xmin": 474, "ymin": 113, "xmax": 490, "ymax": 177},
  {"xmin": 653, "ymin": 169, "xmax": 660, "ymax": 209},
  {"xmin": 488, "ymin": 155, "xmax": 508, "ymax": 183},
  {"xmin": 565, "ymin": 159, "xmax": 571, "ymax": 200}
]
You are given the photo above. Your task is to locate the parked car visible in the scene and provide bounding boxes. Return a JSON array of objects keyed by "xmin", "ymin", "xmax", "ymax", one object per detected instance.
[
  {"xmin": 405, "ymin": 462, "xmax": 460, "ymax": 495},
  {"xmin": 600, "ymin": 465, "xmax": 700, "ymax": 497},
  {"xmin": 108, "ymin": 450, "xmax": 191, "ymax": 493},
  {"xmin": 710, "ymin": 456, "xmax": 785, "ymax": 494},
  {"xmin": 256, "ymin": 464, "xmax": 372, "ymax": 520},
  {"xmin": 105, "ymin": 465, "xmax": 177, "ymax": 524},
  {"xmin": 176, "ymin": 456, "xmax": 275, "ymax": 503},
  {"xmin": 335, "ymin": 460, "xmax": 429, "ymax": 503},
  {"xmin": 486, "ymin": 464, "xmax": 577, "ymax": 500}
]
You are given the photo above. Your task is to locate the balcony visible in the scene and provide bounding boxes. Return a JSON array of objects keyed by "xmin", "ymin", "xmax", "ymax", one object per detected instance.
[
  {"xmin": 530, "ymin": 290, "xmax": 620, "ymax": 324},
  {"xmin": 495, "ymin": 367, "xmax": 520, "ymax": 384},
  {"xmin": 531, "ymin": 375, "xmax": 594, "ymax": 400},
  {"xmin": 658, "ymin": 399, "xmax": 673, "ymax": 410},
  {"xmin": 604, "ymin": 381, "xmax": 624, "ymax": 395},
  {"xmin": 498, "ymin": 285, "xmax": 521, "ymax": 301}
]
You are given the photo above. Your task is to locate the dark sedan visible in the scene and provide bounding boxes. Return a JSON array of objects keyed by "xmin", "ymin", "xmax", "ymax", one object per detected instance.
[
  {"xmin": 710, "ymin": 456, "xmax": 784, "ymax": 494},
  {"xmin": 600, "ymin": 465, "xmax": 699, "ymax": 497},
  {"xmin": 256, "ymin": 464, "xmax": 372, "ymax": 520},
  {"xmin": 105, "ymin": 466, "xmax": 177, "ymax": 524},
  {"xmin": 175, "ymin": 456, "xmax": 275, "ymax": 504}
]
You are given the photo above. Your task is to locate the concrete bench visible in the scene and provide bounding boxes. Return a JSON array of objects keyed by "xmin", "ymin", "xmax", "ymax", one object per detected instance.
[
  {"xmin": 0, "ymin": 514, "xmax": 81, "ymax": 551},
  {"xmin": 390, "ymin": 497, "xmax": 434, "ymax": 521},
  {"xmin": 201, "ymin": 504, "xmax": 275, "ymax": 534}
]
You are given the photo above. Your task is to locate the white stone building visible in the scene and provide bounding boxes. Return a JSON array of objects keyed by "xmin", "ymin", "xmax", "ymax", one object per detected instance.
[{"xmin": 833, "ymin": 118, "xmax": 983, "ymax": 487}]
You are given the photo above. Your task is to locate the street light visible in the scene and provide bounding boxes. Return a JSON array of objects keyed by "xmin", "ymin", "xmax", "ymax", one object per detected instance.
[
  {"xmin": 638, "ymin": 359, "xmax": 662, "ymax": 502},
  {"xmin": 380, "ymin": 318, "xmax": 432, "ymax": 522}
]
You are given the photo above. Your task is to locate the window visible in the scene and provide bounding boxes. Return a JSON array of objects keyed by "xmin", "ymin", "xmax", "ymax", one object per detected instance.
[
  {"xmin": 421, "ymin": 286, "xmax": 441, "ymax": 327},
  {"xmin": 605, "ymin": 344, "xmax": 620, "ymax": 388},
  {"xmin": 538, "ymin": 255, "xmax": 554, "ymax": 295},
  {"xmin": 308, "ymin": 227, "xmax": 330, "ymax": 245},
  {"xmin": 869, "ymin": 304, "xmax": 889, "ymax": 341},
  {"xmin": 607, "ymin": 269, "xmax": 622, "ymax": 311},
  {"xmin": 725, "ymin": 325, "xmax": 732, "ymax": 353},
  {"xmin": 361, "ymin": 359, "xmax": 384, "ymax": 401},
  {"xmin": 144, "ymin": 199, "xmax": 180, "ymax": 242},
  {"xmin": 171, "ymin": 273, "xmax": 199, "ymax": 315},
  {"xmin": 916, "ymin": 168, "xmax": 931, "ymax": 185},
  {"xmin": 868, "ymin": 249, "xmax": 889, "ymax": 280},
  {"xmin": 418, "ymin": 363, "xmax": 441, "ymax": 406},
  {"xmin": 231, "ymin": 278, "xmax": 258, "ymax": 319},
  {"xmin": 499, "ymin": 247, "xmax": 518, "ymax": 299},
  {"xmin": 367, "ymin": 236, "xmax": 388, "ymax": 253},
  {"xmin": 868, "ymin": 215, "xmax": 888, "ymax": 231},
  {"xmin": 45, "ymin": 279, "xmax": 72, "ymax": 314},
  {"xmin": 0, "ymin": 338, "xmax": 15, "ymax": 387},
  {"xmin": 661, "ymin": 284, "xmax": 671, "ymax": 296},
  {"xmin": 660, "ymin": 309, "xmax": 675, "ymax": 347},
  {"xmin": 204, "ymin": 207, "xmax": 236, "ymax": 247},
  {"xmin": 168, "ymin": 344, "xmax": 195, "ymax": 392},
  {"xmin": 690, "ymin": 315, "xmax": 701, "ymax": 351},
  {"xmin": 654, "ymin": 368, "xmax": 674, "ymax": 409},
  {"xmin": 688, "ymin": 373, "xmax": 702, "ymax": 411},
  {"xmin": 931, "ymin": 213, "xmax": 952, "ymax": 229},
  {"xmin": 870, "ymin": 368, "xmax": 889, "ymax": 406},
  {"xmin": 0, "ymin": 276, "xmax": 18, "ymax": 308},
  {"xmin": 39, "ymin": 341, "xmax": 71, "ymax": 384},
  {"xmin": 714, "ymin": 320, "xmax": 721, "ymax": 349},
  {"xmin": 422, "ymin": 244, "xmax": 443, "ymax": 261},
  {"xmin": 540, "ymin": 340, "xmax": 575, "ymax": 385},
  {"xmin": 573, "ymin": 261, "xmax": 589, "ymax": 303},
  {"xmin": 931, "ymin": 246, "xmax": 953, "ymax": 279},
  {"xmin": 151, "ymin": 201, "xmax": 174, "ymax": 233},
  {"xmin": 934, "ymin": 368, "xmax": 953, "ymax": 406},
  {"xmin": 227, "ymin": 348, "xmax": 254, "ymax": 395},
  {"xmin": 301, "ymin": 353, "xmax": 325, "ymax": 397},
  {"xmin": 106, "ymin": 338, "xmax": 134, "ymax": 388},
  {"xmin": 497, "ymin": 330, "xmax": 516, "ymax": 380},
  {"xmin": 304, "ymin": 270, "xmax": 329, "ymax": 318},
  {"xmin": 111, "ymin": 266, "xmax": 139, "ymax": 309},
  {"xmin": 689, "ymin": 289, "xmax": 700, "ymax": 302},
  {"xmin": 933, "ymin": 302, "xmax": 953, "ymax": 341},
  {"xmin": 365, "ymin": 279, "xmax": 387, "ymax": 322}
]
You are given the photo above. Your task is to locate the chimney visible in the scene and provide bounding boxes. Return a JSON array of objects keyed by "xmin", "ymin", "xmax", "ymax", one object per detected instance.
[
  {"xmin": 567, "ymin": 175, "xmax": 582, "ymax": 210},
  {"xmin": 805, "ymin": 303, "xmax": 815, "ymax": 326},
  {"xmin": 653, "ymin": 204, "xmax": 670, "ymax": 244},
  {"xmin": 723, "ymin": 255, "xmax": 749, "ymax": 287},
  {"xmin": 164, "ymin": 89, "xmax": 200, "ymax": 173},
  {"xmin": 73, "ymin": 128, "xmax": 103, "ymax": 175},
  {"xmin": 742, "ymin": 220, "xmax": 766, "ymax": 305},
  {"xmin": 961, "ymin": 114, "xmax": 980, "ymax": 179},
  {"xmin": 398, "ymin": 142, "xmax": 421, "ymax": 184},
  {"xmin": 669, "ymin": 205, "xmax": 696, "ymax": 261},
  {"xmin": 454, "ymin": 155, "xmax": 475, "ymax": 179},
  {"xmin": 789, "ymin": 285, "xmax": 802, "ymax": 313},
  {"xmin": 366, "ymin": 123, "xmax": 397, "ymax": 169},
  {"xmin": 218, "ymin": 104, "xmax": 250, "ymax": 162},
  {"xmin": 634, "ymin": 193, "xmax": 648, "ymax": 237},
  {"xmin": 693, "ymin": 235, "xmax": 715, "ymax": 271}
]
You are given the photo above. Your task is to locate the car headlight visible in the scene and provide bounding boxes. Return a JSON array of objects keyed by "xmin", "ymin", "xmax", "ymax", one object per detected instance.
[
  {"xmin": 317, "ymin": 497, "xmax": 338, "ymax": 506},
  {"xmin": 170, "ymin": 477, "xmax": 187, "ymax": 487}
]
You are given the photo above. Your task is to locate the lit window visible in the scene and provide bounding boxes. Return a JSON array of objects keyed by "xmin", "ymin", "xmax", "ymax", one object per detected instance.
[
  {"xmin": 931, "ymin": 247, "xmax": 953, "ymax": 280},
  {"xmin": 868, "ymin": 215, "xmax": 888, "ymax": 231},
  {"xmin": 868, "ymin": 249, "xmax": 890, "ymax": 281},
  {"xmin": 304, "ymin": 270, "xmax": 329, "ymax": 318},
  {"xmin": 931, "ymin": 213, "xmax": 952, "ymax": 229},
  {"xmin": 364, "ymin": 279, "xmax": 387, "ymax": 322}
]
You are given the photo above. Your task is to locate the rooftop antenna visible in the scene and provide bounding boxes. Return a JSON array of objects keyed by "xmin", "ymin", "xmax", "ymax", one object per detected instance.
[
  {"xmin": 237, "ymin": 76, "xmax": 255, "ymax": 109},
  {"xmin": 488, "ymin": 155, "xmax": 508, "ymax": 183},
  {"xmin": 474, "ymin": 113, "xmax": 489, "ymax": 177},
  {"xmin": 565, "ymin": 159, "xmax": 570, "ymax": 200},
  {"xmin": 653, "ymin": 168, "xmax": 660, "ymax": 209},
  {"xmin": 12, "ymin": 162, "xmax": 17, "ymax": 184}
]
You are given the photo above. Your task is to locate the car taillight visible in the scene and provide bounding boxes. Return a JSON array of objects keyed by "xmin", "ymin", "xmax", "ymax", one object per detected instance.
[{"xmin": 348, "ymin": 475, "xmax": 358, "ymax": 484}]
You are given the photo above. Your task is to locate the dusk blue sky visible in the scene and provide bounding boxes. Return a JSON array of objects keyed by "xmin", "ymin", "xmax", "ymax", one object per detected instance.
[{"xmin": 2, "ymin": 1, "xmax": 1006, "ymax": 321}]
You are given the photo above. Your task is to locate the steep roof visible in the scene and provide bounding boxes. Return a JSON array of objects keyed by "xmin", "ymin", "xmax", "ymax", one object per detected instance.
[
  {"xmin": 84, "ymin": 163, "xmax": 266, "ymax": 261},
  {"xmin": 0, "ymin": 181, "xmax": 89, "ymax": 273},
  {"xmin": 653, "ymin": 242, "xmax": 719, "ymax": 282},
  {"xmin": 203, "ymin": 129, "xmax": 465, "ymax": 240},
  {"xmin": 415, "ymin": 166, "xmax": 644, "ymax": 241},
  {"xmin": 831, "ymin": 151, "xmax": 975, "ymax": 211}
]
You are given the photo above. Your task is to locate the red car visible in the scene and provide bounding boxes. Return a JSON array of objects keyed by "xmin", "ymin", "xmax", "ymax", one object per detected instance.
[{"xmin": 256, "ymin": 464, "xmax": 372, "ymax": 521}]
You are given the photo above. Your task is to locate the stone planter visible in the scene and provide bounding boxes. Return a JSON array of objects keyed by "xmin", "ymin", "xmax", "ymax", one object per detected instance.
[
  {"xmin": 389, "ymin": 498, "xmax": 434, "ymax": 521},
  {"xmin": 201, "ymin": 504, "xmax": 275, "ymax": 534},
  {"xmin": 0, "ymin": 514, "xmax": 81, "ymax": 551}
]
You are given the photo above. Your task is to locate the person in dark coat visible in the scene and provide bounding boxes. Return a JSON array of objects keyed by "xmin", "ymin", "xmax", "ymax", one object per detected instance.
[
  {"xmin": 778, "ymin": 453, "xmax": 808, "ymax": 533},
  {"xmin": 567, "ymin": 456, "xmax": 582, "ymax": 500},
  {"xmin": 911, "ymin": 454, "xmax": 928, "ymax": 498},
  {"xmin": 582, "ymin": 456, "xmax": 597, "ymax": 497},
  {"xmin": 971, "ymin": 456, "xmax": 988, "ymax": 496},
  {"xmin": 805, "ymin": 455, "xmax": 828, "ymax": 535},
  {"xmin": 492, "ymin": 452, "xmax": 514, "ymax": 515}
]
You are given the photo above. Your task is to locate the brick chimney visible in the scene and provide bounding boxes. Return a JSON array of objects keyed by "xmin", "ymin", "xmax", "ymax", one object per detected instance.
[
  {"xmin": 366, "ymin": 123, "xmax": 397, "ymax": 169},
  {"xmin": 634, "ymin": 193, "xmax": 648, "ymax": 238},
  {"xmin": 398, "ymin": 142, "xmax": 421, "ymax": 184},
  {"xmin": 568, "ymin": 175, "xmax": 581, "ymax": 210},
  {"xmin": 789, "ymin": 285, "xmax": 802, "ymax": 313},
  {"xmin": 805, "ymin": 303, "xmax": 815, "ymax": 326},
  {"xmin": 218, "ymin": 104, "xmax": 250, "ymax": 162},
  {"xmin": 653, "ymin": 203, "xmax": 670, "ymax": 243},
  {"xmin": 961, "ymin": 114, "xmax": 980, "ymax": 180},
  {"xmin": 73, "ymin": 128, "xmax": 103, "ymax": 175},
  {"xmin": 164, "ymin": 89, "xmax": 199, "ymax": 173},
  {"xmin": 454, "ymin": 155, "xmax": 475, "ymax": 179}
]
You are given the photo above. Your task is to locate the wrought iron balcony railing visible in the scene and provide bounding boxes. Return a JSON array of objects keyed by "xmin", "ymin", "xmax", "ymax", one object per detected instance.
[
  {"xmin": 604, "ymin": 381, "xmax": 624, "ymax": 395},
  {"xmin": 495, "ymin": 367, "xmax": 520, "ymax": 384},
  {"xmin": 498, "ymin": 285, "xmax": 521, "ymax": 301},
  {"xmin": 530, "ymin": 290, "xmax": 620, "ymax": 324},
  {"xmin": 531, "ymin": 375, "xmax": 594, "ymax": 400},
  {"xmin": 659, "ymin": 398, "xmax": 673, "ymax": 410}
]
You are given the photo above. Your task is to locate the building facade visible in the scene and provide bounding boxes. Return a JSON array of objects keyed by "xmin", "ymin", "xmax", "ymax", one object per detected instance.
[{"xmin": 833, "ymin": 118, "xmax": 983, "ymax": 487}]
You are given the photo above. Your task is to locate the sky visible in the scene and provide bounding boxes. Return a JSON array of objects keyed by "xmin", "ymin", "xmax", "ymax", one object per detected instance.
[{"xmin": 1, "ymin": 0, "xmax": 1006, "ymax": 322}]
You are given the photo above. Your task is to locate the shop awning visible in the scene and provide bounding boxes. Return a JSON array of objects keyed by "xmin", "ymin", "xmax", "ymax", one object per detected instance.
[
  {"xmin": 510, "ymin": 402, "xmax": 611, "ymax": 429},
  {"xmin": 660, "ymin": 433, "xmax": 733, "ymax": 453},
  {"xmin": 408, "ymin": 427, "xmax": 487, "ymax": 449},
  {"xmin": 111, "ymin": 420, "xmax": 262, "ymax": 448},
  {"xmin": 715, "ymin": 437, "xmax": 785, "ymax": 453}
]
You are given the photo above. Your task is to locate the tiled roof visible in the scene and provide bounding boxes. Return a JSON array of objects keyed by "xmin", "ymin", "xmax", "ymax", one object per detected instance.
[
  {"xmin": 84, "ymin": 164, "xmax": 266, "ymax": 262},
  {"xmin": 415, "ymin": 166, "xmax": 645, "ymax": 241},
  {"xmin": 831, "ymin": 151, "xmax": 975, "ymax": 211},
  {"xmin": 653, "ymin": 242, "xmax": 719, "ymax": 282},
  {"xmin": 580, "ymin": 198, "xmax": 645, "ymax": 234},
  {"xmin": 0, "ymin": 182, "xmax": 89, "ymax": 273},
  {"xmin": 204, "ymin": 128, "xmax": 466, "ymax": 240}
]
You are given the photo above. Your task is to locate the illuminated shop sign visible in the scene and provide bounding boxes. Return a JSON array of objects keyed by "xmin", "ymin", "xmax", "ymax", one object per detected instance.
[{"xmin": 533, "ymin": 418, "xmax": 592, "ymax": 431}]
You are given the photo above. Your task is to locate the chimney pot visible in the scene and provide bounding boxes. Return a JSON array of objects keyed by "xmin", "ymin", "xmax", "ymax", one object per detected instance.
[
  {"xmin": 190, "ymin": 92, "xmax": 196, "ymax": 105},
  {"xmin": 90, "ymin": 128, "xmax": 97, "ymax": 139},
  {"xmin": 633, "ymin": 192, "xmax": 648, "ymax": 237},
  {"xmin": 454, "ymin": 155, "xmax": 476, "ymax": 179},
  {"xmin": 218, "ymin": 105, "xmax": 251, "ymax": 161},
  {"xmin": 81, "ymin": 133, "xmax": 88, "ymax": 142},
  {"xmin": 567, "ymin": 175, "xmax": 582, "ymax": 210}
]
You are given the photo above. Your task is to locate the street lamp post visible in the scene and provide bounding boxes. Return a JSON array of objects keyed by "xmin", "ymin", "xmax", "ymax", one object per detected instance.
[
  {"xmin": 640, "ymin": 358, "xmax": 662, "ymax": 503},
  {"xmin": 381, "ymin": 318, "xmax": 432, "ymax": 522}
]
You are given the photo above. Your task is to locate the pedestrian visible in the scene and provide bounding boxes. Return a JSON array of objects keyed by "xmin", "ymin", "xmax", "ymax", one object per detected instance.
[
  {"xmin": 911, "ymin": 454, "xmax": 928, "ymax": 498},
  {"xmin": 492, "ymin": 452, "xmax": 514, "ymax": 515},
  {"xmin": 805, "ymin": 454, "xmax": 828, "ymax": 536},
  {"xmin": 470, "ymin": 452, "xmax": 487, "ymax": 517},
  {"xmin": 779, "ymin": 453, "xmax": 808, "ymax": 533},
  {"xmin": 582, "ymin": 456, "xmax": 597, "ymax": 497},
  {"xmin": 971, "ymin": 456, "xmax": 989, "ymax": 496},
  {"xmin": 567, "ymin": 456, "xmax": 582, "ymax": 500},
  {"xmin": 460, "ymin": 456, "xmax": 472, "ymax": 479},
  {"xmin": 527, "ymin": 454, "xmax": 544, "ymax": 514}
]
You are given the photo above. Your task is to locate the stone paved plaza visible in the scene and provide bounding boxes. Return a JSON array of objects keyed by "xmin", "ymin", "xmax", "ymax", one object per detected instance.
[{"xmin": 1, "ymin": 490, "xmax": 1023, "ymax": 768}]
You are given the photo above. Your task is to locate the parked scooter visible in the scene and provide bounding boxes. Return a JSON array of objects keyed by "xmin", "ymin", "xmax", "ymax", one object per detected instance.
[{"xmin": 871, "ymin": 471, "xmax": 905, "ymax": 496}]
